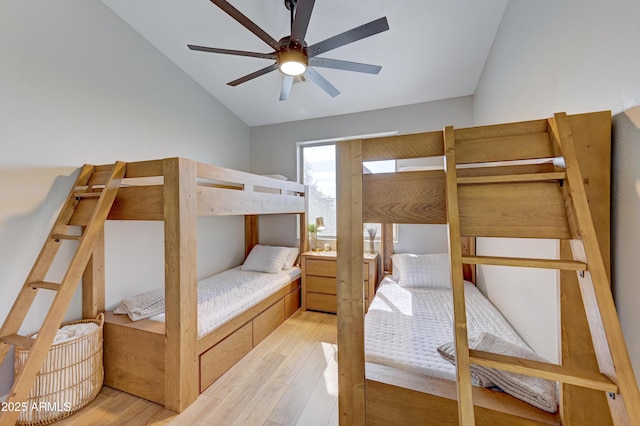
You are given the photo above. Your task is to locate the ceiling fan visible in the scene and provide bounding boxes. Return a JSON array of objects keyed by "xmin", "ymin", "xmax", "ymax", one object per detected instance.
[{"xmin": 188, "ymin": 0, "xmax": 389, "ymax": 101}]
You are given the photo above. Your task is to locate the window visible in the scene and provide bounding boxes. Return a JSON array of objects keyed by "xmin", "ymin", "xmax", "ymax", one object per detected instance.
[
  {"xmin": 300, "ymin": 139, "xmax": 396, "ymax": 241},
  {"xmin": 302, "ymin": 143, "xmax": 337, "ymax": 238}
]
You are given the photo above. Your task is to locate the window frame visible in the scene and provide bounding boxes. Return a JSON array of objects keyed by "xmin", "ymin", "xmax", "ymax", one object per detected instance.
[{"xmin": 297, "ymin": 132, "xmax": 399, "ymax": 243}]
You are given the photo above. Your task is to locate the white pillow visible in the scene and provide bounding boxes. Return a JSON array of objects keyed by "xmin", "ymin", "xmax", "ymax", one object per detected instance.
[
  {"xmin": 391, "ymin": 254, "xmax": 404, "ymax": 281},
  {"xmin": 394, "ymin": 253, "xmax": 452, "ymax": 289},
  {"xmin": 283, "ymin": 247, "xmax": 299, "ymax": 269},
  {"xmin": 241, "ymin": 245, "xmax": 289, "ymax": 273}
]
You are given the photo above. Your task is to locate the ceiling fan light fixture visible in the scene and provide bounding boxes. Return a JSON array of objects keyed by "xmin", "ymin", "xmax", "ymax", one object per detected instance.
[{"xmin": 278, "ymin": 50, "xmax": 308, "ymax": 76}]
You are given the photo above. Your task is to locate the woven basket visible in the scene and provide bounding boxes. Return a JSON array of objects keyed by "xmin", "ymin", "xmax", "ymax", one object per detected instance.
[{"xmin": 14, "ymin": 313, "xmax": 104, "ymax": 425}]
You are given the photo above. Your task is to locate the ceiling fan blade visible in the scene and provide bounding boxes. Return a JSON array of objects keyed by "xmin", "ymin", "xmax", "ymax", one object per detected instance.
[
  {"xmin": 279, "ymin": 76, "xmax": 294, "ymax": 101},
  {"xmin": 209, "ymin": 0, "xmax": 280, "ymax": 50},
  {"xmin": 188, "ymin": 45, "xmax": 277, "ymax": 60},
  {"xmin": 309, "ymin": 57, "xmax": 382, "ymax": 74},
  {"xmin": 305, "ymin": 67, "xmax": 340, "ymax": 97},
  {"xmin": 228, "ymin": 63, "xmax": 278, "ymax": 86},
  {"xmin": 307, "ymin": 17, "xmax": 389, "ymax": 58},
  {"xmin": 289, "ymin": 0, "xmax": 315, "ymax": 48}
]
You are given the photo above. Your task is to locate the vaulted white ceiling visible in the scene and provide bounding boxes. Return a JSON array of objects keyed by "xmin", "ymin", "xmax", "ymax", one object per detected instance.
[{"xmin": 103, "ymin": 0, "xmax": 509, "ymax": 127}]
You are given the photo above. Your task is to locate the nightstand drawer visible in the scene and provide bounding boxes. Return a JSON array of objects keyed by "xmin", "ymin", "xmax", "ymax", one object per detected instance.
[
  {"xmin": 306, "ymin": 259, "xmax": 337, "ymax": 277},
  {"xmin": 306, "ymin": 258, "xmax": 369, "ymax": 280},
  {"xmin": 307, "ymin": 293, "xmax": 337, "ymax": 313},
  {"xmin": 306, "ymin": 276, "xmax": 336, "ymax": 295}
]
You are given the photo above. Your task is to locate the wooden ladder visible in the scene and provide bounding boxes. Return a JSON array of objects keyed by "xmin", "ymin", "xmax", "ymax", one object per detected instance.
[
  {"xmin": 0, "ymin": 162, "xmax": 125, "ymax": 426},
  {"xmin": 443, "ymin": 113, "xmax": 640, "ymax": 426}
]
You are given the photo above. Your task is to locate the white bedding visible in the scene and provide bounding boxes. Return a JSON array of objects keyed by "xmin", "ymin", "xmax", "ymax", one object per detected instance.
[
  {"xmin": 365, "ymin": 277, "xmax": 527, "ymax": 382},
  {"xmin": 150, "ymin": 266, "xmax": 300, "ymax": 337}
]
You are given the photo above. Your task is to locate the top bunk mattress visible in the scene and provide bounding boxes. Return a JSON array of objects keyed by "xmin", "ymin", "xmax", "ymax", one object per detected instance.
[
  {"xmin": 150, "ymin": 266, "xmax": 301, "ymax": 337},
  {"xmin": 365, "ymin": 277, "xmax": 527, "ymax": 382}
]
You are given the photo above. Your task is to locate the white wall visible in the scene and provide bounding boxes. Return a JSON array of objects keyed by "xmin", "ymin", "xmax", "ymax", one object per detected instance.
[
  {"xmin": 0, "ymin": 1, "xmax": 250, "ymax": 397},
  {"xmin": 473, "ymin": 0, "xmax": 640, "ymax": 375},
  {"xmin": 611, "ymin": 107, "xmax": 640, "ymax": 383},
  {"xmin": 250, "ymin": 97, "xmax": 474, "ymax": 249}
]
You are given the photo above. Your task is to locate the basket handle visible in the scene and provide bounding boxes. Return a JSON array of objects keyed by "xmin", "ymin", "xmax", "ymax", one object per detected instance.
[{"xmin": 95, "ymin": 312, "xmax": 104, "ymax": 326}]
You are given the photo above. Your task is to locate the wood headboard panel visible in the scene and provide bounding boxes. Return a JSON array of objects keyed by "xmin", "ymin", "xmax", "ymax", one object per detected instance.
[{"xmin": 380, "ymin": 224, "xmax": 476, "ymax": 283}]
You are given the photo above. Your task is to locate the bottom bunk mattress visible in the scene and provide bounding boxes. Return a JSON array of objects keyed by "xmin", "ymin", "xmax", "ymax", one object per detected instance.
[
  {"xmin": 365, "ymin": 277, "xmax": 557, "ymax": 412},
  {"xmin": 145, "ymin": 266, "xmax": 300, "ymax": 337},
  {"xmin": 365, "ymin": 277, "xmax": 526, "ymax": 381},
  {"xmin": 114, "ymin": 266, "xmax": 301, "ymax": 337}
]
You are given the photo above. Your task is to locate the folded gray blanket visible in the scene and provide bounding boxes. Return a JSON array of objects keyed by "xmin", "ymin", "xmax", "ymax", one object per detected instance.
[
  {"xmin": 438, "ymin": 332, "xmax": 557, "ymax": 413},
  {"xmin": 114, "ymin": 289, "xmax": 165, "ymax": 321}
]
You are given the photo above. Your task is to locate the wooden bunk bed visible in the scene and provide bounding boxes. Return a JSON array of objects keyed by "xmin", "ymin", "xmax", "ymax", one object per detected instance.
[
  {"xmin": 99, "ymin": 158, "xmax": 307, "ymax": 412},
  {"xmin": 0, "ymin": 157, "xmax": 307, "ymax": 422},
  {"xmin": 334, "ymin": 112, "xmax": 640, "ymax": 425}
]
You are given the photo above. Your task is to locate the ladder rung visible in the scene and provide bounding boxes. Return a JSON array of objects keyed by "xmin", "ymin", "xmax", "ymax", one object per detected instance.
[
  {"xmin": 0, "ymin": 334, "xmax": 34, "ymax": 349},
  {"xmin": 51, "ymin": 234, "xmax": 82, "ymax": 242},
  {"xmin": 469, "ymin": 349, "xmax": 618, "ymax": 393},
  {"xmin": 457, "ymin": 171, "xmax": 566, "ymax": 185},
  {"xmin": 462, "ymin": 255, "xmax": 587, "ymax": 271},
  {"xmin": 73, "ymin": 191, "xmax": 101, "ymax": 199},
  {"xmin": 30, "ymin": 281, "xmax": 61, "ymax": 291}
]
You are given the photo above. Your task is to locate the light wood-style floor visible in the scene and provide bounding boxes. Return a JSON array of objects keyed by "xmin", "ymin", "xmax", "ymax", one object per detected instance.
[{"xmin": 53, "ymin": 310, "xmax": 338, "ymax": 426}]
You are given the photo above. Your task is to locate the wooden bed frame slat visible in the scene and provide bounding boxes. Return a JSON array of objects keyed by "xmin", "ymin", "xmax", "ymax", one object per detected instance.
[
  {"xmin": 457, "ymin": 171, "xmax": 565, "ymax": 185},
  {"xmin": 93, "ymin": 159, "xmax": 165, "ymax": 181},
  {"xmin": 196, "ymin": 161, "xmax": 304, "ymax": 193},
  {"xmin": 362, "ymin": 132, "xmax": 444, "ymax": 161},
  {"xmin": 364, "ymin": 172, "xmax": 571, "ymax": 238},
  {"xmin": 363, "ymin": 171, "xmax": 446, "ymax": 224},
  {"xmin": 455, "ymin": 132, "xmax": 553, "ymax": 164},
  {"xmin": 457, "ymin": 163, "xmax": 556, "ymax": 178},
  {"xmin": 197, "ymin": 186, "xmax": 305, "ymax": 216},
  {"xmin": 69, "ymin": 186, "xmax": 165, "ymax": 224},
  {"xmin": 366, "ymin": 363, "xmax": 560, "ymax": 426},
  {"xmin": 458, "ymin": 182, "xmax": 571, "ymax": 239},
  {"xmin": 454, "ymin": 118, "xmax": 548, "ymax": 141}
]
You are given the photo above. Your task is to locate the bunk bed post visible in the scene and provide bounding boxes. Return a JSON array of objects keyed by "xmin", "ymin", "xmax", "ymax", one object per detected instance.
[
  {"xmin": 163, "ymin": 157, "xmax": 199, "ymax": 412},
  {"xmin": 381, "ymin": 223, "xmax": 393, "ymax": 274},
  {"xmin": 300, "ymin": 184, "xmax": 309, "ymax": 253},
  {"xmin": 299, "ymin": 212, "xmax": 309, "ymax": 253},
  {"xmin": 245, "ymin": 215, "xmax": 259, "ymax": 258},
  {"xmin": 553, "ymin": 112, "xmax": 640, "ymax": 425},
  {"xmin": 82, "ymin": 228, "xmax": 105, "ymax": 319},
  {"xmin": 336, "ymin": 139, "xmax": 366, "ymax": 425},
  {"xmin": 558, "ymin": 112, "xmax": 613, "ymax": 425},
  {"xmin": 460, "ymin": 236, "xmax": 476, "ymax": 284}
]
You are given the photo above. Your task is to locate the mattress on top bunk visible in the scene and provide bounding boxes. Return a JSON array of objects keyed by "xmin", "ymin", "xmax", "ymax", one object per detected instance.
[
  {"xmin": 149, "ymin": 266, "xmax": 301, "ymax": 337},
  {"xmin": 365, "ymin": 276, "xmax": 527, "ymax": 382}
]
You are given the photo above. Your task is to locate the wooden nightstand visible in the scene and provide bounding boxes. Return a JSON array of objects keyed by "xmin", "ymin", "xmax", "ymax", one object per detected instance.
[{"xmin": 301, "ymin": 251, "xmax": 379, "ymax": 314}]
